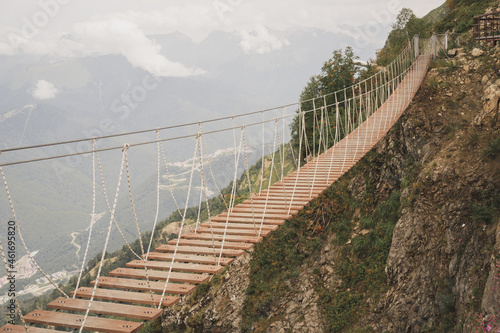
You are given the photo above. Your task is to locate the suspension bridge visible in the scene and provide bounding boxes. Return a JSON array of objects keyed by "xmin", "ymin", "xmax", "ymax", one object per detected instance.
[{"xmin": 0, "ymin": 37, "xmax": 431, "ymax": 333}]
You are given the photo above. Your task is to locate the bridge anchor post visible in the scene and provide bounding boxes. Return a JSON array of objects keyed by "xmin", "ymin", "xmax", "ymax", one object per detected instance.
[
  {"xmin": 414, "ymin": 35, "xmax": 419, "ymax": 58},
  {"xmin": 432, "ymin": 33, "xmax": 437, "ymax": 60}
]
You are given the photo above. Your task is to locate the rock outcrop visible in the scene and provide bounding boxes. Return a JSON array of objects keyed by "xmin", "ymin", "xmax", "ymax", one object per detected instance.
[{"xmin": 162, "ymin": 47, "xmax": 500, "ymax": 333}]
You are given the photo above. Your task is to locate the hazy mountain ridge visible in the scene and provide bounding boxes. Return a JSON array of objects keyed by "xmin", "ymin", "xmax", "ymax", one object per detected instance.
[{"xmin": 0, "ymin": 27, "xmax": 372, "ymax": 278}]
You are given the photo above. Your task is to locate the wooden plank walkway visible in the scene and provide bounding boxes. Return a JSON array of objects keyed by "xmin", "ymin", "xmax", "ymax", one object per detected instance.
[{"xmin": 1, "ymin": 54, "xmax": 430, "ymax": 332}]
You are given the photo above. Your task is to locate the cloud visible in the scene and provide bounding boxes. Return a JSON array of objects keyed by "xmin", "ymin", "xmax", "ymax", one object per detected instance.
[
  {"xmin": 73, "ymin": 18, "xmax": 205, "ymax": 77},
  {"xmin": 0, "ymin": 42, "xmax": 16, "ymax": 55},
  {"xmin": 0, "ymin": 17, "xmax": 205, "ymax": 77},
  {"xmin": 239, "ymin": 26, "xmax": 290, "ymax": 54},
  {"xmin": 32, "ymin": 80, "xmax": 59, "ymax": 100}
]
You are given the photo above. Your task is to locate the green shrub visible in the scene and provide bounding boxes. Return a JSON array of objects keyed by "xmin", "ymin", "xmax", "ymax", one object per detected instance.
[
  {"xmin": 483, "ymin": 137, "xmax": 500, "ymax": 160},
  {"xmin": 470, "ymin": 203, "xmax": 493, "ymax": 224}
]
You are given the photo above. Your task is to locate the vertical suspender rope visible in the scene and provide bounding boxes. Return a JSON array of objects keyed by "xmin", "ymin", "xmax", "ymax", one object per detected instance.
[
  {"xmin": 368, "ymin": 78, "xmax": 377, "ymax": 148},
  {"xmin": 312, "ymin": 98, "xmax": 316, "ymax": 159},
  {"xmin": 319, "ymin": 106, "xmax": 325, "ymax": 155},
  {"xmin": 281, "ymin": 107, "xmax": 285, "ymax": 182},
  {"xmin": 394, "ymin": 64, "xmax": 402, "ymax": 122},
  {"xmin": 352, "ymin": 85, "xmax": 361, "ymax": 163},
  {"xmin": 275, "ymin": 116, "xmax": 289, "ymax": 205},
  {"xmin": 383, "ymin": 68, "xmax": 389, "ymax": 131},
  {"xmin": 158, "ymin": 137, "xmax": 184, "ymax": 219},
  {"xmin": 390, "ymin": 60, "xmax": 398, "ymax": 126},
  {"xmin": 124, "ymin": 148, "xmax": 144, "ymax": 256},
  {"xmin": 287, "ymin": 111, "xmax": 304, "ymax": 215},
  {"xmin": 259, "ymin": 111, "xmax": 266, "ymax": 195},
  {"xmin": 324, "ymin": 96, "xmax": 332, "ymax": 152},
  {"xmin": 241, "ymin": 126, "xmax": 258, "ymax": 234},
  {"xmin": 200, "ymin": 130, "xmax": 228, "ymax": 210},
  {"xmin": 372, "ymin": 75, "xmax": 379, "ymax": 146},
  {"xmin": 158, "ymin": 138, "xmax": 199, "ymax": 309},
  {"xmin": 258, "ymin": 119, "xmax": 278, "ymax": 237},
  {"xmin": 326, "ymin": 93, "xmax": 340, "ymax": 184},
  {"xmin": 301, "ymin": 110, "xmax": 312, "ymax": 197},
  {"xmin": 385, "ymin": 64, "xmax": 393, "ymax": 130},
  {"xmin": 74, "ymin": 139, "xmax": 97, "ymax": 297},
  {"xmin": 341, "ymin": 88, "xmax": 349, "ymax": 173},
  {"xmin": 194, "ymin": 174, "xmax": 204, "ymax": 233},
  {"xmin": 393, "ymin": 65, "xmax": 402, "ymax": 124},
  {"xmin": 79, "ymin": 144, "xmax": 128, "ymax": 333},
  {"xmin": 323, "ymin": 96, "xmax": 330, "ymax": 149},
  {"xmin": 0, "ymin": 167, "xmax": 70, "ymax": 298},
  {"xmin": 196, "ymin": 128, "xmax": 217, "ymax": 257},
  {"xmin": 387, "ymin": 64, "xmax": 395, "ymax": 129},
  {"xmin": 361, "ymin": 80, "xmax": 370, "ymax": 154},
  {"xmin": 95, "ymin": 147, "xmax": 141, "ymax": 260},
  {"xmin": 287, "ymin": 137, "xmax": 298, "ymax": 169},
  {"xmin": 141, "ymin": 131, "xmax": 162, "ymax": 304},
  {"xmin": 288, "ymin": 108, "xmax": 308, "ymax": 215},
  {"xmin": 232, "ymin": 117, "xmax": 238, "ymax": 199},
  {"xmin": 309, "ymin": 106, "xmax": 324, "ymax": 198},
  {"xmin": 218, "ymin": 128, "xmax": 244, "ymax": 265}
]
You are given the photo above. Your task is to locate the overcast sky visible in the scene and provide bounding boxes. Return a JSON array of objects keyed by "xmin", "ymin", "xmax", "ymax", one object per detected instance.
[{"xmin": 0, "ymin": 0, "xmax": 444, "ymax": 76}]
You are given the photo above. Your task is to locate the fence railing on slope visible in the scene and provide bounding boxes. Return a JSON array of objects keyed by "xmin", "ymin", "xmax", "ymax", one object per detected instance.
[
  {"xmin": 425, "ymin": 32, "xmax": 466, "ymax": 60},
  {"xmin": 473, "ymin": 10, "xmax": 500, "ymax": 46}
]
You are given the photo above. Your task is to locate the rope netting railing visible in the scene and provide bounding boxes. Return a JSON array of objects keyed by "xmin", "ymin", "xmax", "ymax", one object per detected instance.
[{"xmin": 0, "ymin": 35, "xmax": 432, "ymax": 331}]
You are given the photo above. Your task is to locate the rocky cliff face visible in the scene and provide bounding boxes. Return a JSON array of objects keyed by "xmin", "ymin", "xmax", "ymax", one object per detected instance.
[
  {"xmin": 161, "ymin": 47, "xmax": 500, "ymax": 332},
  {"xmin": 371, "ymin": 46, "xmax": 500, "ymax": 332}
]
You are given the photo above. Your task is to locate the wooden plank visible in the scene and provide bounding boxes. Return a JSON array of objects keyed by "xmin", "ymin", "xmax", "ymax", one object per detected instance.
[
  {"xmin": 219, "ymin": 209, "xmax": 292, "ymax": 216},
  {"xmin": 126, "ymin": 260, "xmax": 224, "ymax": 273},
  {"xmin": 47, "ymin": 297, "xmax": 162, "ymax": 320},
  {"xmin": 109, "ymin": 267, "xmax": 210, "ymax": 284},
  {"xmin": 268, "ymin": 182, "xmax": 327, "ymax": 188},
  {"xmin": 24, "ymin": 310, "xmax": 143, "ymax": 333},
  {"xmin": 245, "ymin": 197, "xmax": 309, "ymax": 205},
  {"xmin": 91, "ymin": 277, "xmax": 195, "ymax": 295},
  {"xmin": 167, "ymin": 239, "xmax": 254, "ymax": 250},
  {"xmin": 229, "ymin": 207, "xmax": 298, "ymax": 215},
  {"xmin": 155, "ymin": 245, "xmax": 245, "ymax": 257},
  {"xmin": 194, "ymin": 227, "xmax": 271, "ymax": 237},
  {"xmin": 255, "ymin": 192, "xmax": 318, "ymax": 199},
  {"xmin": 276, "ymin": 178, "xmax": 335, "ymax": 183},
  {"xmin": 272, "ymin": 181, "xmax": 330, "ymax": 188},
  {"xmin": 0, "ymin": 324, "xmax": 60, "ymax": 333},
  {"xmin": 285, "ymin": 175, "xmax": 339, "ymax": 180},
  {"xmin": 278, "ymin": 175, "xmax": 337, "ymax": 180},
  {"xmin": 250, "ymin": 193, "xmax": 319, "ymax": 200},
  {"xmin": 236, "ymin": 202, "xmax": 305, "ymax": 210},
  {"xmin": 210, "ymin": 216, "xmax": 285, "ymax": 225},
  {"xmin": 200, "ymin": 222, "xmax": 278, "ymax": 231},
  {"xmin": 262, "ymin": 188, "xmax": 324, "ymax": 194},
  {"xmin": 71, "ymin": 287, "xmax": 179, "ymax": 307},
  {"xmin": 181, "ymin": 232, "xmax": 262, "ymax": 243},
  {"xmin": 217, "ymin": 212, "xmax": 291, "ymax": 219},
  {"xmin": 144, "ymin": 252, "xmax": 234, "ymax": 265}
]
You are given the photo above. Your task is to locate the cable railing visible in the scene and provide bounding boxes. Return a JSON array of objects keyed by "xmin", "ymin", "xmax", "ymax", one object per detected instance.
[{"xmin": 0, "ymin": 35, "xmax": 433, "ymax": 333}]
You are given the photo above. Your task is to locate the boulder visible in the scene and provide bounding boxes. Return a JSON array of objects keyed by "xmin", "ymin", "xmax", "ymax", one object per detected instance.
[{"xmin": 472, "ymin": 48, "xmax": 484, "ymax": 57}]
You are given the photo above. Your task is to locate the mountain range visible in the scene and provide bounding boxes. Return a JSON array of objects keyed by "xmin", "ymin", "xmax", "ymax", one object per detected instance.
[{"xmin": 0, "ymin": 27, "xmax": 383, "ymax": 275}]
